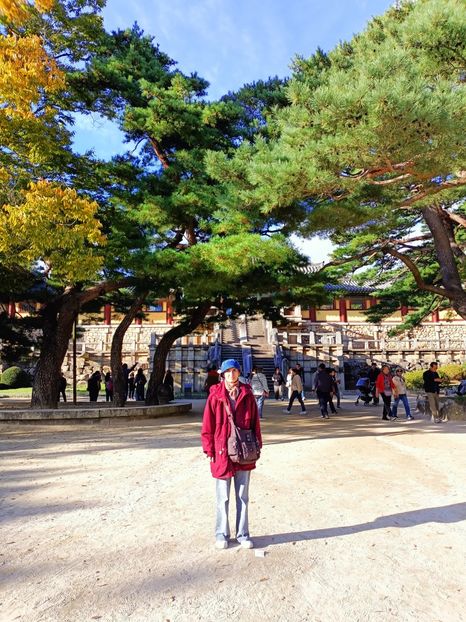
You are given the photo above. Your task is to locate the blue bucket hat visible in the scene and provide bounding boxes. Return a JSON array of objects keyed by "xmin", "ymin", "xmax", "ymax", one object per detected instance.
[{"xmin": 219, "ymin": 359, "xmax": 241, "ymax": 374}]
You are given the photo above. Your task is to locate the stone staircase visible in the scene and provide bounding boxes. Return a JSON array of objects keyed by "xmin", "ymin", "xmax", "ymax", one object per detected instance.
[
  {"xmin": 246, "ymin": 316, "xmax": 275, "ymax": 392},
  {"xmin": 220, "ymin": 316, "xmax": 276, "ymax": 391},
  {"xmin": 221, "ymin": 321, "xmax": 243, "ymax": 365}
]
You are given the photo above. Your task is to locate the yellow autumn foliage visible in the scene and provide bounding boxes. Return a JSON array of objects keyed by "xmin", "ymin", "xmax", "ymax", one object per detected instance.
[
  {"xmin": 0, "ymin": 0, "xmax": 54, "ymax": 23},
  {"xmin": 0, "ymin": 34, "xmax": 63, "ymax": 116},
  {"xmin": 0, "ymin": 179, "xmax": 106, "ymax": 283}
]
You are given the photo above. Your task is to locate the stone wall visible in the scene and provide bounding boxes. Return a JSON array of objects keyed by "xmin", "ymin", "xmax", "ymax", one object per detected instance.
[{"xmin": 277, "ymin": 321, "xmax": 466, "ymax": 389}]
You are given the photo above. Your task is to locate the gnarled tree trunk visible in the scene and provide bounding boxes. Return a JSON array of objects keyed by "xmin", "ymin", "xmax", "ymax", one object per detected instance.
[
  {"xmin": 145, "ymin": 302, "xmax": 211, "ymax": 405},
  {"xmin": 111, "ymin": 294, "xmax": 147, "ymax": 407},
  {"xmin": 30, "ymin": 280, "xmax": 128, "ymax": 409},
  {"xmin": 31, "ymin": 292, "xmax": 80, "ymax": 409},
  {"xmin": 422, "ymin": 205, "xmax": 466, "ymax": 320}
]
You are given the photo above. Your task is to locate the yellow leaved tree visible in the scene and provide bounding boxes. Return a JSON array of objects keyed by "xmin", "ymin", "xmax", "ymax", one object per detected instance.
[
  {"xmin": 0, "ymin": 179, "xmax": 105, "ymax": 283},
  {"xmin": 0, "ymin": 0, "xmax": 54, "ymax": 23}
]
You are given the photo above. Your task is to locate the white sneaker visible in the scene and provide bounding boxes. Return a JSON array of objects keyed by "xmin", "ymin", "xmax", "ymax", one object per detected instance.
[
  {"xmin": 239, "ymin": 539, "xmax": 254, "ymax": 549},
  {"xmin": 300, "ymin": 410, "xmax": 307, "ymax": 415},
  {"xmin": 215, "ymin": 540, "xmax": 228, "ymax": 550},
  {"xmin": 283, "ymin": 409, "xmax": 291, "ymax": 414}
]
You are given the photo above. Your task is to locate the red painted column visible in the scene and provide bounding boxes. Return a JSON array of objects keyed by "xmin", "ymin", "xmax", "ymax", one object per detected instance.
[
  {"xmin": 432, "ymin": 309, "xmax": 440, "ymax": 322},
  {"xmin": 401, "ymin": 305, "xmax": 408, "ymax": 317},
  {"xmin": 104, "ymin": 303, "xmax": 111, "ymax": 325},
  {"xmin": 309, "ymin": 306, "xmax": 317, "ymax": 322},
  {"xmin": 7, "ymin": 301, "xmax": 16, "ymax": 318},
  {"xmin": 339, "ymin": 299, "xmax": 347, "ymax": 322},
  {"xmin": 167, "ymin": 299, "xmax": 173, "ymax": 325}
]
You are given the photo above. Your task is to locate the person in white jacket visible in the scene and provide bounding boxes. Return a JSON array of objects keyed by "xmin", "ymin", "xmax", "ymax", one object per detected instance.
[{"xmin": 391, "ymin": 368, "xmax": 413, "ymax": 420}]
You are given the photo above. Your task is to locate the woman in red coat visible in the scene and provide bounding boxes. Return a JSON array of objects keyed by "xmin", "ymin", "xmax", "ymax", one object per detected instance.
[
  {"xmin": 375, "ymin": 364, "xmax": 398, "ymax": 421},
  {"xmin": 201, "ymin": 359, "xmax": 262, "ymax": 550}
]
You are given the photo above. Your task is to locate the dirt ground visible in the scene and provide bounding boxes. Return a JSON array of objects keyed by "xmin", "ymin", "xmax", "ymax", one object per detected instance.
[{"xmin": 1, "ymin": 396, "xmax": 466, "ymax": 622}]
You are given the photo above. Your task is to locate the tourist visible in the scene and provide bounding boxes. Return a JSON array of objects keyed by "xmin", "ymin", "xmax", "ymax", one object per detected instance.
[
  {"xmin": 391, "ymin": 368, "xmax": 413, "ymax": 420},
  {"xmin": 122, "ymin": 362, "xmax": 138, "ymax": 399},
  {"xmin": 249, "ymin": 366, "xmax": 269, "ymax": 419},
  {"xmin": 368, "ymin": 362, "xmax": 381, "ymax": 405},
  {"xmin": 127, "ymin": 372, "xmax": 135, "ymax": 399},
  {"xmin": 58, "ymin": 372, "xmax": 67, "ymax": 403},
  {"xmin": 163, "ymin": 369, "xmax": 174, "ymax": 401},
  {"xmin": 423, "ymin": 362, "xmax": 443, "ymax": 423},
  {"xmin": 135, "ymin": 368, "xmax": 147, "ymax": 401},
  {"xmin": 285, "ymin": 368, "xmax": 293, "ymax": 400},
  {"xmin": 104, "ymin": 371, "xmax": 113, "ymax": 402},
  {"xmin": 201, "ymin": 359, "xmax": 262, "ymax": 550},
  {"xmin": 204, "ymin": 365, "xmax": 220, "ymax": 394},
  {"xmin": 375, "ymin": 364, "xmax": 397, "ymax": 421},
  {"xmin": 87, "ymin": 370, "xmax": 101, "ymax": 402},
  {"xmin": 295, "ymin": 362, "xmax": 305, "ymax": 400},
  {"xmin": 272, "ymin": 367, "xmax": 285, "ymax": 401},
  {"xmin": 313, "ymin": 363, "xmax": 335, "ymax": 418},
  {"xmin": 329, "ymin": 368, "xmax": 341, "ymax": 408},
  {"xmin": 284, "ymin": 368, "xmax": 307, "ymax": 415}
]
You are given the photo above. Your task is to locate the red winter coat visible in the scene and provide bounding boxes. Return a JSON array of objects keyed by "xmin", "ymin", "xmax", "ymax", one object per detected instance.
[
  {"xmin": 375, "ymin": 372, "xmax": 397, "ymax": 395},
  {"xmin": 201, "ymin": 381, "xmax": 262, "ymax": 479}
]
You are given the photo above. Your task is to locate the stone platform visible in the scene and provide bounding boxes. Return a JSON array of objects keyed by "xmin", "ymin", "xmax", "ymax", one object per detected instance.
[{"xmin": 0, "ymin": 401, "xmax": 192, "ymax": 423}]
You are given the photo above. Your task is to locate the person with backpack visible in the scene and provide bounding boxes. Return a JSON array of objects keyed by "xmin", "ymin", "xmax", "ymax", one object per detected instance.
[{"xmin": 201, "ymin": 359, "xmax": 262, "ymax": 550}]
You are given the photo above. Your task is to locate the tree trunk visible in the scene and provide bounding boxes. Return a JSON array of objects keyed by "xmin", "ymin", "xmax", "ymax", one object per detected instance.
[
  {"xmin": 145, "ymin": 302, "xmax": 211, "ymax": 405},
  {"xmin": 30, "ymin": 279, "xmax": 129, "ymax": 409},
  {"xmin": 421, "ymin": 205, "xmax": 466, "ymax": 320},
  {"xmin": 111, "ymin": 294, "xmax": 147, "ymax": 407},
  {"xmin": 31, "ymin": 293, "xmax": 80, "ymax": 409}
]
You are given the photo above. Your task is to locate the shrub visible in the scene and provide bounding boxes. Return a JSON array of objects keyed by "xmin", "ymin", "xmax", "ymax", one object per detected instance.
[
  {"xmin": 0, "ymin": 366, "xmax": 31, "ymax": 388},
  {"xmin": 438, "ymin": 364, "xmax": 464, "ymax": 384},
  {"xmin": 404, "ymin": 370, "xmax": 424, "ymax": 390}
]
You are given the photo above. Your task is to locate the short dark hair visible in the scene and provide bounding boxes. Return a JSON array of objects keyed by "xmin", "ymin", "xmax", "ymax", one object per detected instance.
[{"xmin": 318, "ymin": 363, "xmax": 326, "ymax": 370}]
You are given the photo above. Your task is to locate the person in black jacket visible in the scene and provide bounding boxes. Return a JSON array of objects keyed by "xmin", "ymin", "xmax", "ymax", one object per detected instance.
[
  {"xmin": 423, "ymin": 362, "xmax": 443, "ymax": 423},
  {"xmin": 313, "ymin": 363, "xmax": 335, "ymax": 419}
]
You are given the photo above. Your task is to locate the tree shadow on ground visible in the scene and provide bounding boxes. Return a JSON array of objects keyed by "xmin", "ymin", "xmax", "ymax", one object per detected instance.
[{"xmin": 253, "ymin": 502, "xmax": 466, "ymax": 548}]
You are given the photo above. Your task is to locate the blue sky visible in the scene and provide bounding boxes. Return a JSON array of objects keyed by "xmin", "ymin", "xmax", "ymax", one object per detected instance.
[{"xmin": 74, "ymin": 0, "xmax": 393, "ymax": 260}]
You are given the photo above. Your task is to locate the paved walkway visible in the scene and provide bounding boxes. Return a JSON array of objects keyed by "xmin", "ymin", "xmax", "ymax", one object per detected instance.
[{"xmin": 1, "ymin": 396, "xmax": 466, "ymax": 622}]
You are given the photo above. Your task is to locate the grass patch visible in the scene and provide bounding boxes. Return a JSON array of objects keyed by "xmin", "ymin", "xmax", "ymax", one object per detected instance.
[{"xmin": 0, "ymin": 387, "xmax": 32, "ymax": 398}]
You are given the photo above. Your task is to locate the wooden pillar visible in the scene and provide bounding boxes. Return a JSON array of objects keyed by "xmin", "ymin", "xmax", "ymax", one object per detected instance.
[
  {"xmin": 309, "ymin": 306, "xmax": 317, "ymax": 322},
  {"xmin": 401, "ymin": 305, "xmax": 408, "ymax": 317},
  {"xmin": 339, "ymin": 299, "xmax": 347, "ymax": 323},
  {"xmin": 167, "ymin": 299, "xmax": 173, "ymax": 325},
  {"xmin": 7, "ymin": 301, "xmax": 16, "ymax": 318},
  {"xmin": 432, "ymin": 309, "xmax": 440, "ymax": 323},
  {"xmin": 104, "ymin": 303, "xmax": 111, "ymax": 325}
]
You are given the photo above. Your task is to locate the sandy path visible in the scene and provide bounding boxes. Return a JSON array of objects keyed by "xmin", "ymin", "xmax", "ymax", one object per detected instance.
[{"xmin": 1, "ymin": 397, "xmax": 465, "ymax": 622}]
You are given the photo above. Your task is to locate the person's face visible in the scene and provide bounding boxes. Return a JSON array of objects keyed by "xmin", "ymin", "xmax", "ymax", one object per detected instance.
[
  {"xmin": 396, "ymin": 370, "xmax": 402, "ymax": 377},
  {"xmin": 223, "ymin": 368, "xmax": 240, "ymax": 383},
  {"xmin": 382, "ymin": 366, "xmax": 390, "ymax": 374},
  {"xmin": 431, "ymin": 364, "xmax": 438, "ymax": 371}
]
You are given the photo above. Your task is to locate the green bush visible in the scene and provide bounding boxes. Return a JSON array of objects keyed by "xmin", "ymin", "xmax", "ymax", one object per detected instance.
[
  {"xmin": 0, "ymin": 366, "xmax": 31, "ymax": 388},
  {"xmin": 438, "ymin": 363, "xmax": 464, "ymax": 383},
  {"xmin": 405, "ymin": 364, "xmax": 466, "ymax": 391},
  {"xmin": 404, "ymin": 370, "xmax": 425, "ymax": 390}
]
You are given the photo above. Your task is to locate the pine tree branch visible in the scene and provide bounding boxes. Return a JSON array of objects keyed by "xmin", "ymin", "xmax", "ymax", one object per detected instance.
[{"xmin": 383, "ymin": 246, "xmax": 448, "ymax": 298}]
